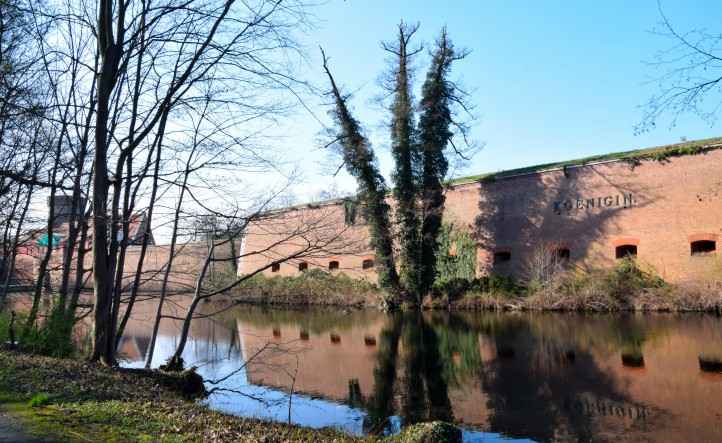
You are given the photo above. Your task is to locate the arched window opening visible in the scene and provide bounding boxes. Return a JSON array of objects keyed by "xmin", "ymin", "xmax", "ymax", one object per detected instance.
[
  {"xmin": 298, "ymin": 262, "xmax": 308, "ymax": 272},
  {"xmin": 330, "ymin": 333, "xmax": 341, "ymax": 344},
  {"xmin": 621, "ymin": 352, "xmax": 645, "ymax": 368},
  {"xmin": 329, "ymin": 260, "xmax": 340, "ymax": 271},
  {"xmin": 362, "ymin": 259, "xmax": 375, "ymax": 269},
  {"xmin": 691, "ymin": 240, "xmax": 716, "ymax": 256},
  {"xmin": 272, "ymin": 328, "xmax": 281, "ymax": 338},
  {"xmin": 364, "ymin": 335, "xmax": 377, "ymax": 346},
  {"xmin": 493, "ymin": 251, "xmax": 511, "ymax": 264},
  {"xmin": 299, "ymin": 330, "xmax": 309, "ymax": 341},
  {"xmin": 615, "ymin": 244, "xmax": 638, "ymax": 259},
  {"xmin": 271, "ymin": 263, "xmax": 280, "ymax": 272}
]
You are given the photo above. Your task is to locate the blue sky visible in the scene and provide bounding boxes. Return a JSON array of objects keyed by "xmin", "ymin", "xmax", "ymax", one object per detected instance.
[{"xmin": 273, "ymin": 0, "xmax": 720, "ymax": 201}]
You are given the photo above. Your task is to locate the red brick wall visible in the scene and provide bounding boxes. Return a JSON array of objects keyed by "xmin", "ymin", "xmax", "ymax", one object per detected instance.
[
  {"xmin": 240, "ymin": 149, "xmax": 722, "ymax": 283},
  {"xmin": 18, "ymin": 239, "xmax": 241, "ymax": 293},
  {"xmin": 239, "ymin": 202, "xmax": 372, "ymax": 280}
]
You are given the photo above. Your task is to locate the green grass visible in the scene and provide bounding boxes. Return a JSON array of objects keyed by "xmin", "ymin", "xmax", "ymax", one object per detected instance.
[
  {"xmin": 0, "ymin": 349, "xmax": 462, "ymax": 442},
  {"xmin": 27, "ymin": 393, "xmax": 50, "ymax": 408}
]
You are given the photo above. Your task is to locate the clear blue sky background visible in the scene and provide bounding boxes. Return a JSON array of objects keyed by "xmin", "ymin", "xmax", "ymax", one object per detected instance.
[{"xmin": 275, "ymin": 0, "xmax": 720, "ymax": 201}]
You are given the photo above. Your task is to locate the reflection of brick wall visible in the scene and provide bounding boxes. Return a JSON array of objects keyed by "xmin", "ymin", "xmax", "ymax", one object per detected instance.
[{"xmin": 241, "ymin": 143, "xmax": 722, "ymax": 283}]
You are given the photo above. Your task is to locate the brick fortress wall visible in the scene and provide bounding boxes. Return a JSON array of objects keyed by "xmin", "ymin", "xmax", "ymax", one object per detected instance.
[{"xmin": 239, "ymin": 143, "xmax": 722, "ymax": 283}]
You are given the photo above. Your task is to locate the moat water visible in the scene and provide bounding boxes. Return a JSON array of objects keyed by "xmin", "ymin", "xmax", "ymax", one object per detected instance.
[{"xmin": 11, "ymin": 296, "xmax": 722, "ymax": 441}]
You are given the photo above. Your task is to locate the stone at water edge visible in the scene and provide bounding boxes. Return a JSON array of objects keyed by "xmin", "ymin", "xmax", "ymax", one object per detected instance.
[{"xmin": 391, "ymin": 421, "xmax": 462, "ymax": 443}]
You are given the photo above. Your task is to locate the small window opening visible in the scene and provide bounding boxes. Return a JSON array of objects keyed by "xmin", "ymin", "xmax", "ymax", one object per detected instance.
[
  {"xmin": 616, "ymin": 244, "xmax": 638, "ymax": 259},
  {"xmin": 299, "ymin": 330, "xmax": 309, "ymax": 341},
  {"xmin": 364, "ymin": 335, "xmax": 377, "ymax": 346},
  {"xmin": 271, "ymin": 263, "xmax": 280, "ymax": 273},
  {"xmin": 554, "ymin": 248, "xmax": 570, "ymax": 260},
  {"xmin": 272, "ymin": 328, "xmax": 281, "ymax": 338},
  {"xmin": 493, "ymin": 251, "xmax": 511, "ymax": 264},
  {"xmin": 329, "ymin": 260, "xmax": 340, "ymax": 271},
  {"xmin": 362, "ymin": 259, "xmax": 375, "ymax": 269},
  {"xmin": 330, "ymin": 333, "xmax": 341, "ymax": 344},
  {"xmin": 691, "ymin": 240, "xmax": 716, "ymax": 256},
  {"xmin": 298, "ymin": 262, "xmax": 308, "ymax": 272},
  {"xmin": 621, "ymin": 352, "xmax": 645, "ymax": 368},
  {"xmin": 497, "ymin": 346, "xmax": 515, "ymax": 359}
]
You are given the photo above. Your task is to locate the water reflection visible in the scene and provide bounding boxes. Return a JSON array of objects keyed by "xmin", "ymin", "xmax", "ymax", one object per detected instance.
[{"xmin": 99, "ymin": 299, "xmax": 722, "ymax": 441}]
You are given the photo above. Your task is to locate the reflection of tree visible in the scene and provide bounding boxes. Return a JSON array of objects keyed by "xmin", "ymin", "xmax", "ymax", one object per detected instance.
[
  {"xmin": 401, "ymin": 314, "xmax": 425, "ymax": 424},
  {"xmin": 357, "ymin": 312, "xmax": 663, "ymax": 440},
  {"xmin": 431, "ymin": 312, "xmax": 483, "ymax": 388},
  {"xmin": 401, "ymin": 312, "xmax": 454, "ymax": 424},
  {"xmin": 364, "ymin": 314, "xmax": 403, "ymax": 435},
  {"xmin": 364, "ymin": 312, "xmax": 454, "ymax": 434}
]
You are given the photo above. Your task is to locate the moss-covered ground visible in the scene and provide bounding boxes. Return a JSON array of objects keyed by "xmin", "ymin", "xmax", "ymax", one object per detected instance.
[{"xmin": 0, "ymin": 349, "xmax": 461, "ymax": 442}]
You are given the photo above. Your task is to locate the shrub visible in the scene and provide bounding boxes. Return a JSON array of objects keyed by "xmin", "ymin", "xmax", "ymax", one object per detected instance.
[
  {"xmin": 389, "ymin": 421, "xmax": 461, "ymax": 443},
  {"xmin": 599, "ymin": 257, "xmax": 664, "ymax": 301},
  {"xmin": 525, "ymin": 258, "xmax": 667, "ymax": 310},
  {"xmin": 28, "ymin": 393, "xmax": 51, "ymax": 408},
  {"xmin": 232, "ymin": 270, "xmax": 381, "ymax": 305},
  {"xmin": 432, "ymin": 274, "xmax": 520, "ymax": 300},
  {"xmin": 20, "ymin": 304, "xmax": 76, "ymax": 358},
  {"xmin": 0, "ymin": 311, "xmax": 10, "ymax": 344}
]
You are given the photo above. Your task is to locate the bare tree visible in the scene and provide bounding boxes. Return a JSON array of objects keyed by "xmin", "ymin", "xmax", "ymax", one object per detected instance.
[
  {"xmin": 161, "ymin": 199, "xmax": 363, "ymax": 370},
  {"xmin": 71, "ymin": 0, "xmax": 315, "ymax": 365},
  {"xmin": 0, "ymin": 0, "xmax": 53, "ymax": 305},
  {"xmin": 2, "ymin": 0, "xmax": 338, "ymax": 369},
  {"xmin": 639, "ymin": 1, "xmax": 722, "ymax": 132}
]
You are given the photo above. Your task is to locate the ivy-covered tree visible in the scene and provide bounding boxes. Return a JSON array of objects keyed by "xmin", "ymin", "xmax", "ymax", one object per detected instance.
[
  {"xmin": 322, "ymin": 25, "xmax": 470, "ymax": 308},
  {"xmin": 321, "ymin": 49, "xmax": 403, "ymax": 307},
  {"xmin": 417, "ymin": 29, "xmax": 469, "ymax": 296},
  {"xmin": 383, "ymin": 22, "xmax": 423, "ymax": 301}
]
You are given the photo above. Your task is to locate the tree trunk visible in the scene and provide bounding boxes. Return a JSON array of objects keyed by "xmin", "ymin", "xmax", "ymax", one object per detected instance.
[
  {"xmin": 91, "ymin": 0, "xmax": 124, "ymax": 365},
  {"xmin": 91, "ymin": 47, "xmax": 121, "ymax": 364},
  {"xmin": 115, "ymin": 111, "xmax": 168, "ymax": 351},
  {"xmin": 165, "ymin": 239, "xmax": 215, "ymax": 370}
]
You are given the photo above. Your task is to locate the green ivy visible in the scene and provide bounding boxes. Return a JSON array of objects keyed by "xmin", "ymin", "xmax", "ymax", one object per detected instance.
[
  {"xmin": 434, "ymin": 224, "xmax": 477, "ymax": 286},
  {"xmin": 342, "ymin": 198, "xmax": 358, "ymax": 226}
]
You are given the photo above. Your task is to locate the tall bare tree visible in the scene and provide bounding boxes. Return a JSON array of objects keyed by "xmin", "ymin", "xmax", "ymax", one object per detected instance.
[{"xmin": 639, "ymin": 2, "xmax": 722, "ymax": 131}]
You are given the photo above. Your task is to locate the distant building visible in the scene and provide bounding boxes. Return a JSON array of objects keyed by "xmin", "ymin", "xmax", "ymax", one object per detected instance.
[{"xmin": 15, "ymin": 198, "xmax": 242, "ymax": 292}]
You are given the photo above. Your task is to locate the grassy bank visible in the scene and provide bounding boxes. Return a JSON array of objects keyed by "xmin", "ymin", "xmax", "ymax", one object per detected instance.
[
  {"xmin": 231, "ymin": 259, "xmax": 722, "ymax": 312},
  {"xmin": 443, "ymin": 259, "xmax": 722, "ymax": 312},
  {"xmin": 0, "ymin": 349, "xmax": 460, "ymax": 442},
  {"xmin": 232, "ymin": 269, "xmax": 383, "ymax": 307}
]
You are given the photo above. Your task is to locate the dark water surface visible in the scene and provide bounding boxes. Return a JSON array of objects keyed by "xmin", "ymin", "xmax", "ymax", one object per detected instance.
[{"xmin": 21, "ymin": 295, "xmax": 722, "ymax": 442}]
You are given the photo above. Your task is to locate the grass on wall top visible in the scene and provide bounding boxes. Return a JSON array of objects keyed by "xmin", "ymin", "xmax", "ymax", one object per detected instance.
[{"xmin": 449, "ymin": 136, "xmax": 722, "ymax": 185}]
